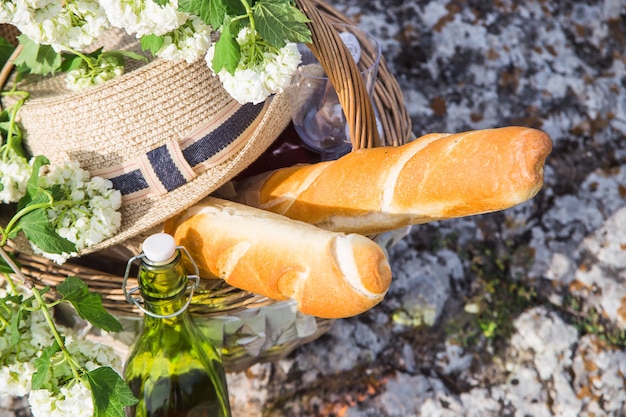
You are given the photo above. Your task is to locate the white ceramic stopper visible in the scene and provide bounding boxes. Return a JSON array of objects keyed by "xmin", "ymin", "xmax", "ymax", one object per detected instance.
[{"xmin": 142, "ymin": 233, "xmax": 177, "ymax": 264}]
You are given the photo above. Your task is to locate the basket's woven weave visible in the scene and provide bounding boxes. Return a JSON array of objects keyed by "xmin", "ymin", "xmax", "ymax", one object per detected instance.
[
  {"xmin": 319, "ymin": 2, "xmax": 411, "ymax": 146},
  {"xmin": 1, "ymin": 0, "xmax": 412, "ymax": 371},
  {"xmin": 0, "ymin": 24, "xmax": 18, "ymax": 45}
]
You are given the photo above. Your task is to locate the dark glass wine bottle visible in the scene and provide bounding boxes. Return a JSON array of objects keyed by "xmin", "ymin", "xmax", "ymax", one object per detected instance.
[{"xmin": 123, "ymin": 233, "xmax": 231, "ymax": 417}]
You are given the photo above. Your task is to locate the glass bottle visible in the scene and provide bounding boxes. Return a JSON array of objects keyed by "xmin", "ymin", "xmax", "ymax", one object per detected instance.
[{"xmin": 123, "ymin": 232, "xmax": 231, "ymax": 417}]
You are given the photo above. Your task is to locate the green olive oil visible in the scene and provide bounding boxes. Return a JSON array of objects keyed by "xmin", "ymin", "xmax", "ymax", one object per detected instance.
[{"xmin": 124, "ymin": 233, "xmax": 231, "ymax": 417}]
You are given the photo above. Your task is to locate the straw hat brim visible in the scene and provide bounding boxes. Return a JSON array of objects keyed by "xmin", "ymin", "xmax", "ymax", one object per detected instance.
[{"xmin": 4, "ymin": 30, "xmax": 292, "ymax": 256}]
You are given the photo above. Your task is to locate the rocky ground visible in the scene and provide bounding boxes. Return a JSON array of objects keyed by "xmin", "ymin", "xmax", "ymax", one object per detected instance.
[
  {"xmin": 225, "ymin": 1, "xmax": 626, "ymax": 416},
  {"xmin": 3, "ymin": 0, "xmax": 626, "ymax": 416}
]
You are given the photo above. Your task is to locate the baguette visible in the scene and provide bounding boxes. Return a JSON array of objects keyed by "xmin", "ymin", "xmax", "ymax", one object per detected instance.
[
  {"xmin": 163, "ymin": 196, "xmax": 392, "ymax": 319},
  {"xmin": 231, "ymin": 126, "xmax": 552, "ymax": 234}
]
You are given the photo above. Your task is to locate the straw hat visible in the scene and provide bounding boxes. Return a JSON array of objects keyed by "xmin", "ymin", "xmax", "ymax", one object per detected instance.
[{"xmin": 4, "ymin": 29, "xmax": 292, "ymax": 255}]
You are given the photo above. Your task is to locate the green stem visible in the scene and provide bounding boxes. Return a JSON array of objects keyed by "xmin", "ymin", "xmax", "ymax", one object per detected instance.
[
  {"xmin": 44, "ymin": 299, "xmax": 62, "ymax": 309},
  {"xmin": 31, "ymin": 288, "xmax": 84, "ymax": 381},
  {"xmin": 63, "ymin": 46, "xmax": 96, "ymax": 72},
  {"xmin": 240, "ymin": 0, "xmax": 255, "ymax": 32},
  {"xmin": 0, "ymin": 88, "xmax": 29, "ymax": 99},
  {"xmin": 6, "ymin": 98, "xmax": 25, "ymax": 151},
  {"xmin": 0, "ymin": 300, "xmax": 9, "ymax": 328},
  {"xmin": 5, "ymin": 272, "xmax": 18, "ymax": 293},
  {"xmin": 0, "ymin": 90, "xmax": 29, "ymax": 160},
  {"xmin": 0, "ymin": 245, "xmax": 32, "ymax": 289}
]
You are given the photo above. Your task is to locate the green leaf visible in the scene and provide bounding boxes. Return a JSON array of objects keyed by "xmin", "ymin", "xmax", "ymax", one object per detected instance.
[
  {"xmin": 57, "ymin": 276, "xmax": 122, "ymax": 332},
  {"xmin": 87, "ymin": 367, "xmax": 138, "ymax": 417},
  {"xmin": 13, "ymin": 35, "xmax": 62, "ymax": 75},
  {"xmin": 0, "ymin": 106, "xmax": 26, "ymax": 159},
  {"xmin": 18, "ymin": 208, "xmax": 77, "ymax": 255},
  {"xmin": 59, "ymin": 48, "xmax": 145, "ymax": 72},
  {"xmin": 211, "ymin": 23, "xmax": 240, "ymax": 74},
  {"xmin": 0, "ymin": 107, "xmax": 9, "ymax": 123},
  {"xmin": 0, "ymin": 37, "xmax": 16, "ymax": 71},
  {"xmin": 253, "ymin": 0, "xmax": 311, "ymax": 47},
  {"xmin": 13, "ymin": 158, "xmax": 77, "ymax": 255},
  {"xmin": 0, "ymin": 291, "xmax": 21, "ymax": 305},
  {"xmin": 9, "ymin": 305, "xmax": 24, "ymax": 346},
  {"xmin": 140, "ymin": 34, "xmax": 165, "ymax": 56},
  {"xmin": 104, "ymin": 49, "xmax": 148, "ymax": 65},
  {"xmin": 32, "ymin": 339, "xmax": 61, "ymax": 390},
  {"xmin": 178, "ymin": 0, "xmax": 227, "ymax": 29},
  {"xmin": 60, "ymin": 53, "xmax": 88, "ymax": 72},
  {"xmin": 224, "ymin": 0, "xmax": 246, "ymax": 16},
  {"xmin": 18, "ymin": 154, "xmax": 49, "ymax": 210}
]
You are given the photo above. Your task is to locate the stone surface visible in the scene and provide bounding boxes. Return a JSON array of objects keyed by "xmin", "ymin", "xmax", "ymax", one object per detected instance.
[{"xmin": 4, "ymin": 1, "xmax": 626, "ymax": 416}]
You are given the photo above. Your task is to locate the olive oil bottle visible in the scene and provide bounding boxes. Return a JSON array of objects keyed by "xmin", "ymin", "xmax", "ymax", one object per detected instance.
[{"xmin": 123, "ymin": 233, "xmax": 231, "ymax": 417}]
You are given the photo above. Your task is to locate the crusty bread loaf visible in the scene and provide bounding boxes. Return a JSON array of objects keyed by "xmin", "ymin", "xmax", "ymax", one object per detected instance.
[
  {"xmin": 163, "ymin": 196, "xmax": 392, "ymax": 319},
  {"xmin": 231, "ymin": 126, "xmax": 552, "ymax": 234}
]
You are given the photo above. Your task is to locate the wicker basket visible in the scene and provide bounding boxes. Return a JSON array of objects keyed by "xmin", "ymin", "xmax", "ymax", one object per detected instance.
[{"xmin": 1, "ymin": 0, "xmax": 412, "ymax": 372}]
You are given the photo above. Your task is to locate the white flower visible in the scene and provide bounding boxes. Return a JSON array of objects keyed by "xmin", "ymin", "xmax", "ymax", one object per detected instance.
[
  {"xmin": 206, "ymin": 27, "xmax": 301, "ymax": 104},
  {"xmin": 11, "ymin": 0, "xmax": 109, "ymax": 52},
  {"xmin": 0, "ymin": 285, "xmax": 121, "ymax": 415},
  {"xmin": 29, "ymin": 311, "xmax": 54, "ymax": 350},
  {"xmin": 263, "ymin": 42, "xmax": 301, "ymax": 93},
  {"xmin": 27, "ymin": 338, "xmax": 120, "ymax": 416},
  {"xmin": 28, "ymin": 389, "xmax": 54, "ymax": 417},
  {"xmin": 58, "ymin": 381, "xmax": 93, "ymax": 415},
  {"xmin": 218, "ymin": 67, "xmax": 270, "ymax": 105},
  {"xmin": 100, "ymin": 0, "xmax": 188, "ymax": 37},
  {"xmin": 0, "ymin": 360, "xmax": 35, "ymax": 397},
  {"xmin": 155, "ymin": 16, "xmax": 212, "ymax": 63},
  {"xmin": 29, "ymin": 381, "xmax": 94, "ymax": 417},
  {"xmin": 67, "ymin": 338, "xmax": 123, "ymax": 373},
  {"xmin": 0, "ymin": 155, "xmax": 31, "ymax": 203},
  {"xmin": 0, "ymin": 294, "xmax": 48, "ymax": 363},
  {"xmin": 9, "ymin": 0, "xmax": 61, "ymax": 33},
  {"xmin": 30, "ymin": 160, "xmax": 122, "ymax": 263},
  {"xmin": 0, "ymin": 1, "xmax": 17, "ymax": 24}
]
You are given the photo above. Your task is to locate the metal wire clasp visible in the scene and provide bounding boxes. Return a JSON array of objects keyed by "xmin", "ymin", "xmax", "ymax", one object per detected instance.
[{"xmin": 122, "ymin": 246, "xmax": 200, "ymax": 319}]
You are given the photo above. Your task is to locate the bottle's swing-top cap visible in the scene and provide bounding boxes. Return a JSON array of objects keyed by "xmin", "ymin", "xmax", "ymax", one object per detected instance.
[{"xmin": 142, "ymin": 233, "xmax": 177, "ymax": 264}]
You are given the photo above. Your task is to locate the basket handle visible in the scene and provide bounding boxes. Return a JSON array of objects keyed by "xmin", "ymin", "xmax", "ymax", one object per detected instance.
[{"xmin": 295, "ymin": 0, "xmax": 381, "ymax": 150}]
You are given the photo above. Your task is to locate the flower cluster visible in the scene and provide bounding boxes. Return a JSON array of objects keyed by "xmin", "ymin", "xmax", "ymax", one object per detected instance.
[
  {"xmin": 1, "ymin": 94, "xmax": 123, "ymax": 263},
  {"xmin": 0, "ymin": 92, "xmax": 31, "ymax": 205},
  {"xmin": 29, "ymin": 381, "xmax": 94, "ymax": 417},
  {"xmin": 154, "ymin": 16, "xmax": 212, "ymax": 63},
  {"xmin": 0, "ymin": 152, "xmax": 30, "ymax": 204},
  {"xmin": 31, "ymin": 160, "xmax": 122, "ymax": 264},
  {"xmin": 27, "ymin": 332, "xmax": 123, "ymax": 417},
  {"xmin": 0, "ymin": 0, "xmax": 109, "ymax": 52},
  {"xmin": 1, "ymin": 0, "xmax": 310, "ymax": 102},
  {"xmin": 0, "ymin": 287, "xmax": 43, "ymax": 398},
  {"xmin": 0, "ymin": 286, "xmax": 123, "ymax": 417},
  {"xmin": 64, "ymin": 54, "xmax": 124, "ymax": 92},
  {"xmin": 207, "ymin": 27, "xmax": 302, "ymax": 104},
  {"xmin": 101, "ymin": 0, "xmax": 187, "ymax": 37}
]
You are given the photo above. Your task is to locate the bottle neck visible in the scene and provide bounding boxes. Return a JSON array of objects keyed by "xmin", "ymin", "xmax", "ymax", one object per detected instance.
[{"xmin": 138, "ymin": 252, "xmax": 190, "ymax": 318}]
